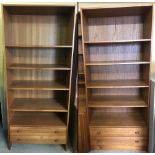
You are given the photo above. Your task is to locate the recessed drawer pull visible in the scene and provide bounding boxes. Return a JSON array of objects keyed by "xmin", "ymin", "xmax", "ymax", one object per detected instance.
[
  {"xmin": 54, "ymin": 139, "xmax": 58, "ymax": 143},
  {"xmin": 135, "ymin": 131, "xmax": 140, "ymax": 134},
  {"xmin": 97, "ymin": 132, "xmax": 101, "ymax": 135},
  {"xmin": 135, "ymin": 140, "xmax": 139, "ymax": 143},
  {"xmin": 54, "ymin": 131, "xmax": 59, "ymax": 134},
  {"xmin": 17, "ymin": 138, "xmax": 21, "ymax": 141}
]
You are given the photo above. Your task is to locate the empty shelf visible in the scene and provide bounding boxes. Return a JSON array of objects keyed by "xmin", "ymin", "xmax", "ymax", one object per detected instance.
[
  {"xmin": 10, "ymin": 98, "xmax": 68, "ymax": 112},
  {"xmin": 88, "ymin": 95, "xmax": 147, "ymax": 107},
  {"xmin": 10, "ymin": 112, "xmax": 66, "ymax": 127},
  {"xmin": 10, "ymin": 80, "xmax": 69, "ymax": 90},
  {"xmin": 90, "ymin": 111, "xmax": 146, "ymax": 127},
  {"xmin": 87, "ymin": 80, "xmax": 149, "ymax": 88},
  {"xmin": 8, "ymin": 64, "xmax": 70, "ymax": 70}
]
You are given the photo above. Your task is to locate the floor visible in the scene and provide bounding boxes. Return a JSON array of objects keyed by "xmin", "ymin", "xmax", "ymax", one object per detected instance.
[{"xmin": 0, "ymin": 126, "xmax": 72, "ymax": 153}]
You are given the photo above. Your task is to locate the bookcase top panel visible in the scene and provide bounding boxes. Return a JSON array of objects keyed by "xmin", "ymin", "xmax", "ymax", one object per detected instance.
[
  {"xmin": 3, "ymin": 5, "xmax": 75, "ymax": 15},
  {"xmin": 81, "ymin": 6, "xmax": 152, "ymax": 17}
]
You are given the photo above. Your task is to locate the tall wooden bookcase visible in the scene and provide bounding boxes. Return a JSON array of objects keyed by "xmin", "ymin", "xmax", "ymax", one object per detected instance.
[
  {"xmin": 3, "ymin": 4, "xmax": 76, "ymax": 148},
  {"xmin": 81, "ymin": 5, "xmax": 153, "ymax": 151}
]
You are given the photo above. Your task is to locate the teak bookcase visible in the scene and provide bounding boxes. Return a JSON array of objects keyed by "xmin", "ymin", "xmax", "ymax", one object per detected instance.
[
  {"xmin": 3, "ymin": 4, "xmax": 76, "ymax": 148},
  {"xmin": 78, "ymin": 13, "xmax": 89, "ymax": 152},
  {"xmin": 81, "ymin": 5, "xmax": 153, "ymax": 151}
]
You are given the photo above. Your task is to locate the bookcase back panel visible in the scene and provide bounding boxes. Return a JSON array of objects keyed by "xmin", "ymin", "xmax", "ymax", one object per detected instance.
[
  {"xmin": 87, "ymin": 16, "xmax": 144, "ymax": 41},
  {"xmin": 11, "ymin": 90, "xmax": 68, "ymax": 99},
  {"xmin": 10, "ymin": 112, "xmax": 67, "ymax": 126},
  {"xmin": 87, "ymin": 64, "xmax": 149, "ymax": 81},
  {"xmin": 8, "ymin": 90, "xmax": 69, "ymax": 110},
  {"xmin": 8, "ymin": 70, "xmax": 70, "ymax": 85},
  {"xmin": 7, "ymin": 48, "xmax": 72, "ymax": 66},
  {"xmin": 88, "ymin": 88, "xmax": 140, "ymax": 96},
  {"xmin": 6, "ymin": 14, "xmax": 74, "ymax": 46},
  {"xmin": 86, "ymin": 42, "xmax": 150, "ymax": 62},
  {"xmin": 82, "ymin": 6, "xmax": 152, "ymax": 41}
]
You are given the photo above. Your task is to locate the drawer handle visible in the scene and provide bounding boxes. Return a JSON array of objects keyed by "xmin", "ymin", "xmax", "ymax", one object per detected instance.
[
  {"xmin": 135, "ymin": 140, "xmax": 139, "ymax": 143},
  {"xmin": 135, "ymin": 131, "xmax": 140, "ymax": 134},
  {"xmin": 97, "ymin": 132, "xmax": 101, "ymax": 135},
  {"xmin": 17, "ymin": 138, "xmax": 21, "ymax": 141},
  {"xmin": 54, "ymin": 131, "xmax": 59, "ymax": 134},
  {"xmin": 54, "ymin": 139, "xmax": 58, "ymax": 142}
]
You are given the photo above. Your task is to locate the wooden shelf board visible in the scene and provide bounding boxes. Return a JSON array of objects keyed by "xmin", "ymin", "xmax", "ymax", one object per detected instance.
[
  {"xmin": 86, "ymin": 61, "xmax": 150, "ymax": 66},
  {"xmin": 6, "ymin": 45, "xmax": 72, "ymax": 48},
  {"xmin": 8, "ymin": 64, "xmax": 70, "ymax": 70},
  {"xmin": 88, "ymin": 95, "xmax": 147, "ymax": 108},
  {"xmin": 9, "ymin": 80, "xmax": 69, "ymax": 90},
  {"xmin": 10, "ymin": 98, "xmax": 68, "ymax": 112},
  {"xmin": 10, "ymin": 112, "xmax": 66, "ymax": 127},
  {"xmin": 84, "ymin": 39, "xmax": 151, "ymax": 44},
  {"xmin": 87, "ymin": 80, "xmax": 149, "ymax": 88},
  {"xmin": 90, "ymin": 111, "xmax": 146, "ymax": 127}
]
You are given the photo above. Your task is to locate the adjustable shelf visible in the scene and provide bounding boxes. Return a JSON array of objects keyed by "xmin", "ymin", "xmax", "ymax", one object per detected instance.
[
  {"xmin": 3, "ymin": 4, "xmax": 76, "ymax": 148},
  {"xmin": 7, "ymin": 64, "xmax": 71, "ymax": 70},
  {"xmin": 81, "ymin": 5, "xmax": 152, "ymax": 151},
  {"xmin": 87, "ymin": 80, "xmax": 149, "ymax": 88},
  {"xmin": 9, "ymin": 80, "xmax": 69, "ymax": 90},
  {"xmin": 88, "ymin": 95, "xmax": 147, "ymax": 108}
]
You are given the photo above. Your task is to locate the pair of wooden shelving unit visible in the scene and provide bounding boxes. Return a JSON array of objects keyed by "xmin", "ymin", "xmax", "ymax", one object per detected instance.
[
  {"xmin": 80, "ymin": 5, "xmax": 153, "ymax": 151},
  {"xmin": 3, "ymin": 4, "xmax": 76, "ymax": 148},
  {"xmin": 2, "ymin": 3, "xmax": 153, "ymax": 152}
]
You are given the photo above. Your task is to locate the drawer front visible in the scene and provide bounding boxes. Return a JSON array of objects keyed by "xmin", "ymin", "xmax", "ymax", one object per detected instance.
[
  {"xmin": 90, "ymin": 137, "xmax": 147, "ymax": 151},
  {"xmin": 10, "ymin": 127, "xmax": 66, "ymax": 144},
  {"xmin": 90, "ymin": 127, "xmax": 146, "ymax": 137}
]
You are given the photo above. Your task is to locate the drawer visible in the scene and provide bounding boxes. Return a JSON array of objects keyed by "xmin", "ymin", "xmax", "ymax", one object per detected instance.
[
  {"xmin": 90, "ymin": 137, "xmax": 147, "ymax": 151},
  {"xmin": 90, "ymin": 127, "xmax": 146, "ymax": 137},
  {"xmin": 10, "ymin": 127, "xmax": 66, "ymax": 144}
]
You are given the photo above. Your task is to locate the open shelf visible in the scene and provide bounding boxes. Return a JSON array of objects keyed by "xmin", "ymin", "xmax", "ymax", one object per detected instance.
[
  {"xmin": 10, "ymin": 98, "xmax": 68, "ymax": 112},
  {"xmin": 82, "ymin": 6, "xmax": 152, "ymax": 42},
  {"xmin": 87, "ymin": 80, "xmax": 148, "ymax": 88},
  {"xmin": 88, "ymin": 95, "xmax": 147, "ymax": 107},
  {"xmin": 10, "ymin": 112, "xmax": 66, "ymax": 127},
  {"xmin": 86, "ymin": 64, "xmax": 150, "ymax": 88},
  {"xmin": 8, "ymin": 64, "xmax": 70, "ymax": 70},
  {"xmin": 9, "ymin": 80, "xmax": 69, "ymax": 90},
  {"xmin": 90, "ymin": 111, "xmax": 146, "ymax": 127}
]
